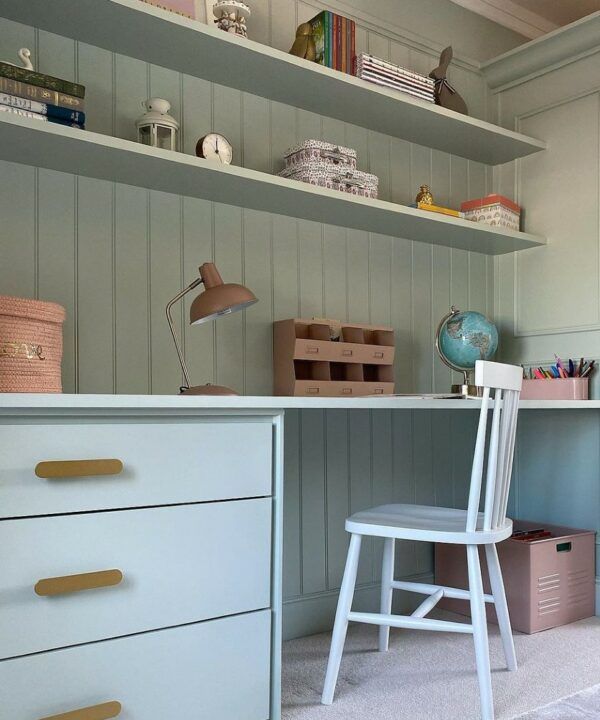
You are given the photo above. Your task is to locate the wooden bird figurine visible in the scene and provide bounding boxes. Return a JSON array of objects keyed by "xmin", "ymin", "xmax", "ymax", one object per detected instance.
[
  {"xmin": 429, "ymin": 46, "xmax": 468, "ymax": 115},
  {"xmin": 2, "ymin": 47, "xmax": 34, "ymax": 70},
  {"xmin": 289, "ymin": 22, "xmax": 317, "ymax": 62}
]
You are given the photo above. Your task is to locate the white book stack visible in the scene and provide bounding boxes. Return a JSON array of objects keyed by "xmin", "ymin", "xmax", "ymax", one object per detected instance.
[
  {"xmin": 0, "ymin": 105, "xmax": 47, "ymax": 121},
  {"xmin": 355, "ymin": 53, "xmax": 435, "ymax": 103}
]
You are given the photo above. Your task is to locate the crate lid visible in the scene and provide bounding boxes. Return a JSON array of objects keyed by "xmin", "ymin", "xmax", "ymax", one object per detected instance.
[
  {"xmin": 283, "ymin": 139, "xmax": 357, "ymax": 160},
  {"xmin": 460, "ymin": 194, "xmax": 521, "ymax": 214}
]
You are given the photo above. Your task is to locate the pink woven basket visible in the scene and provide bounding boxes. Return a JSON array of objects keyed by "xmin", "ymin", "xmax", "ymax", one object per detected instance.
[{"xmin": 0, "ymin": 295, "xmax": 66, "ymax": 393}]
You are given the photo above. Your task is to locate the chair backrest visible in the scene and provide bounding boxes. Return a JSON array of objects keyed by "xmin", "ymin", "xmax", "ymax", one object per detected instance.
[{"xmin": 466, "ymin": 360, "xmax": 523, "ymax": 533}]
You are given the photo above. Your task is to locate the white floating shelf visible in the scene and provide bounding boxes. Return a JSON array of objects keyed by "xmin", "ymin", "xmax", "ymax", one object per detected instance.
[
  {"xmin": 0, "ymin": 115, "xmax": 545, "ymax": 255},
  {"xmin": 0, "ymin": 0, "xmax": 546, "ymax": 165}
]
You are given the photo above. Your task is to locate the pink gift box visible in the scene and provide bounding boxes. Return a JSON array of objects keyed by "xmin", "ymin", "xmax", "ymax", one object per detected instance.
[{"xmin": 520, "ymin": 377, "xmax": 589, "ymax": 400}]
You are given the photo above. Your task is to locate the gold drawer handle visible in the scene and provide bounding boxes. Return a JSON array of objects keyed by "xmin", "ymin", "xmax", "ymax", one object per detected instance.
[
  {"xmin": 35, "ymin": 569, "xmax": 124, "ymax": 597},
  {"xmin": 342, "ymin": 349, "xmax": 353, "ymax": 356},
  {"xmin": 35, "ymin": 459, "xmax": 123, "ymax": 479},
  {"xmin": 305, "ymin": 346, "xmax": 319, "ymax": 354},
  {"xmin": 373, "ymin": 351, "xmax": 384, "ymax": 359},
  {"xmin": 40, "ymin": 701, "xmax": 122, "ymax": 720}
]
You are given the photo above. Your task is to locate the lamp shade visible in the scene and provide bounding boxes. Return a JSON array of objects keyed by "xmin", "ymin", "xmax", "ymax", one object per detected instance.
[{"xmin": 190, "ymin": 262, "xmax": 257, "ymax": 325}]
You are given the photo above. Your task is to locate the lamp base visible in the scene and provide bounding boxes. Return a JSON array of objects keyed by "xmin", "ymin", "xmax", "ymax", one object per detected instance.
[
  {"xmin": 180, "ymin": 384, "xmax": 239, "ymax": 396},
  {"xmin": 451, "ymin": 383, "xmax": 483, "ymax": 398}
]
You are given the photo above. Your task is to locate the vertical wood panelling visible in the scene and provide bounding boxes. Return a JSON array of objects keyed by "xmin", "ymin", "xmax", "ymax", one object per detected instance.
[
  {"xmin": 300, "ymin": 410, "xmax": 327, "ymax": 594},
  {"xmin": 77, "ymin": 177, "xmax": 114, "ymax": 393},
  {"xmin": 0, "ymin": 4, "xmax": 496, "ymax": 636},
  {"xmin": 37, "ymin": 170, "xmax": 77, "ymax": 393},
  {"xmin": 326, "ymin": 409, "xmax": 350, "ymax": 589},
  {"xmin": 114, "ymin": 186, "xmax": 150, "ymax": 394}
]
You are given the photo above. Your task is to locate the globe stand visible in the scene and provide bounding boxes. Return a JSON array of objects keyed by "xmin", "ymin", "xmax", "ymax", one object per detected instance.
[{"xmin": 452, "ymin": 380, "xmax": 484, "ymax": 398}]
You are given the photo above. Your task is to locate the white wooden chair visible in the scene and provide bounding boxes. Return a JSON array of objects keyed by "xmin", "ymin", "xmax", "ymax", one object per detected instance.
[{"xmin": 321, "ymin": 360, "xmax": 523, "ymax": 720}]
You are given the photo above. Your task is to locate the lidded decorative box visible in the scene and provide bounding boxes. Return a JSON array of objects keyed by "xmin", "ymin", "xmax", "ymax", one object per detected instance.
[
  {"xmin": 283, "ymin": 140, "xmax": 358, "ymax": 170},
  {"xmin": 279, "ymin": 161, "xmax": 378, "ymax": 199},
  {"xmin": 460, "ymin": 194, "xmax": 521, "ymax": 231},
  {"xmin": 0, "ymin": 295, "xmax": 66, "ymax": 393}
]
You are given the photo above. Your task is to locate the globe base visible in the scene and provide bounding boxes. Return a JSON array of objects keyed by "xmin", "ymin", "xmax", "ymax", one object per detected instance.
[{"xmin": 452, "ymin": 383, "xmax": 483, "ymax": 398}]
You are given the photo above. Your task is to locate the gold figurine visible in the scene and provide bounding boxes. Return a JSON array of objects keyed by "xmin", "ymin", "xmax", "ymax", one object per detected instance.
[
  {"xmin": 416, "ymin": 184, "xmax": 434, "ymax": 205},
  {"xmin": 289, "ymin": 22, "xmax": 317, "ymax": 62}
]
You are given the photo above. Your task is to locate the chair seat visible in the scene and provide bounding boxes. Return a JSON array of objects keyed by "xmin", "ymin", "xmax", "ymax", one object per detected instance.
[{"xmin": 345, "ymin": 504, "xmax": 513, "ymax": 544}]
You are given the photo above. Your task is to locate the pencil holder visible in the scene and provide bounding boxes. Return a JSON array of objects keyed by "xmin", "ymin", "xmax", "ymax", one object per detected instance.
[{"xmin": 520, "ymin": 377, "xmax": 588, "ymax": 400}]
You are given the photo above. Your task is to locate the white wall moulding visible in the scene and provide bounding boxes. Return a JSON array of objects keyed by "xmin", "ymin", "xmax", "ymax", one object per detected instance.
[
  {"xmin": 482, "ymin": 11, "xmax": 600, "ymax": 90},
  {"xmin": 448, "ymin": 0, "xmax": 558, "ymax": 40},
  {"xmin": 0, "ymin": 0, "xmax": 545, "ymax": 164},
  {"xmin": 0, "ymin": 115, "xmax": 545, "ymax": 255}
]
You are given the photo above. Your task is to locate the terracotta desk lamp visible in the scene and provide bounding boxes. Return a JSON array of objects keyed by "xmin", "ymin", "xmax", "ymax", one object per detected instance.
[{"xmin": 166, "ymin": 262, "xmax": 257, "ymax": 395}]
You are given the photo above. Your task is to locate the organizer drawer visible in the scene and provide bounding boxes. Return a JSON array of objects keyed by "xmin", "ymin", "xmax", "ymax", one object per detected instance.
[
  {"xmin": 0, "ymin": 419, "xmax": 272, "ymax": 517},
  {"xmin": 0, "ymin": 610, "xmax": 271, "ymax": 720},
  {"xmin": 0, "ymin": 499, "xmax": 271, "ymax": 659},
  {"xmin": 294, "ymin": 338, "xmax": 394, "ymax": 364}
]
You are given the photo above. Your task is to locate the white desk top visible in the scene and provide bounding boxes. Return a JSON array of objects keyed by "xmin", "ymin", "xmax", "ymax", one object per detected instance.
[{"xmin": 0, "ymin": 393, "xmax": 598, "ymax": 411}]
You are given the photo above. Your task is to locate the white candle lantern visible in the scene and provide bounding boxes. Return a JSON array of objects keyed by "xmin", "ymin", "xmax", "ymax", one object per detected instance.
[{"xmin": 135, "ymin": 98, "xmax": 179, "ymax": 151}]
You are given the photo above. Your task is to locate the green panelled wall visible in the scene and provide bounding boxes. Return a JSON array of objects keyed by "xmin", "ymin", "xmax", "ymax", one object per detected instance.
[{"xmin": 0, "ymin": 1, "xmax": 527, "ymax": 638}]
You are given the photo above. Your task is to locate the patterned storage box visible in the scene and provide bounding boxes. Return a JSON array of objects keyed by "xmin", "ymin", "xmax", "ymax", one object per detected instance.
[
  {"xmin": 279, "ymin": 161, "xmax": 378, "ymax": 199},
  {"xmin": 460, "ymin": 194, "xmax": 521, "ymax": 231},
  {"xmin": 283, "ymin": 140, "xmax": 357, "ymax": 170}
]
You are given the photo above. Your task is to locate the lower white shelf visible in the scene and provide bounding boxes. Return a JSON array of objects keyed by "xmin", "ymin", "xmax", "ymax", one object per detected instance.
[{"xmin": 0, "ymin": 114, "xmax": 545, "ymax": 255}]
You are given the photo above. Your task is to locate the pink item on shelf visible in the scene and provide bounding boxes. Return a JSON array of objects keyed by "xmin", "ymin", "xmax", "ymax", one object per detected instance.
[
  {"xmin": 460, "ymin": 193, "xmax": 521, "ymax": 231},
  {"xmin": 436, "ymin": 520, "xmax": 596, "ymax": 634},
  {"xmin": 0, "ymin": 295, "xmax": 66, "ymax": 393},
  {"xmin": 520, "ymin": 377, "xmax": 589, "ymax": 400},
  {"xmin": 139, "ymin": 0, "xmax": 199, "ymax": 18}
]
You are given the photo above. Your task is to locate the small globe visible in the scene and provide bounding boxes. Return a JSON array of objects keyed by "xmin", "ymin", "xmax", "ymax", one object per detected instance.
[{"xmin": 437, "ymin": 308, "xmax": 498, "ymax": 372}]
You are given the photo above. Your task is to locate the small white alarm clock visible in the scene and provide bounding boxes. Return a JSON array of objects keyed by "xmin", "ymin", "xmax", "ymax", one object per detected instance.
[{"xmin": 196, "ymin": 133, "xmax": 233, "ymax": 164}]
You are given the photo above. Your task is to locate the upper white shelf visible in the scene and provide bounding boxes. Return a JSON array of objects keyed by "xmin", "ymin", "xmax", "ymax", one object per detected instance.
[
  {"xmin": 1, "ymin": 0, "xmax": 546, "ymax": 165},
  {"xmin": 0, "ymin": 114, "xmax": 545, "ymax": 255}
]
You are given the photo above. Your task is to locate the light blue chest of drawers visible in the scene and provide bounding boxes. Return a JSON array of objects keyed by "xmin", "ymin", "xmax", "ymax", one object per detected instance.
[{"xmin": 0, "ymin": 398, "xmax": 284, "ymax": 720}]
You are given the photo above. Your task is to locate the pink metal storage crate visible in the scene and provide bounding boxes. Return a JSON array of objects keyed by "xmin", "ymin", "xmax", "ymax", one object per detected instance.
[{"xmin": 435, "ymin": 520, "xmax": 596, "ymax": 634}]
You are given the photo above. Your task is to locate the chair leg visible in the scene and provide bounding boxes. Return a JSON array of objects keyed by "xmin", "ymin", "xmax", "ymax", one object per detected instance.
[
  {"xmin": 321, "ymin": 533, "xmax": 362, "ymax": 705},
  {"xmin": 378, "ymin": 537, "xmax": 395, "ymax": 652},
  {"xmin": 485, "ymin": 543, "xmax": 517, "ymax": 671},
  {"xmin": 467, "ymin": 545, "xmax": 494, "ymax": 720}
]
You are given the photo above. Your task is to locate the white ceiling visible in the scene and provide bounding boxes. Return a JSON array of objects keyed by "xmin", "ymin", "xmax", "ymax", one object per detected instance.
[{"xmin": 450, "ymin": 0, "xmax": 600, "ymax": 38}]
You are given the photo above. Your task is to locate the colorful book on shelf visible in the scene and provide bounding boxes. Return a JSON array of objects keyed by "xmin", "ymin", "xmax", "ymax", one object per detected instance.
[
  {"xmin": 308, "ymin": 10, "xmax": 354, "ymax": 73},
  {"xmin": 0, "ymin": 77, "xmax": 84, "ymax": 110},
  {"xmin": 309, "ymin": 11, "xmax": 328, "ymax": 66},
  {"xmin": 0, "ymin": 92, "xmax": 85, "ymax": 124},
  {"xmin": 0, "ymin": 62, "xmax": 85, "ymax": 99},
  {"xmin": 0, "ymin": 104, "xmax": 85, "ymax": 128}
]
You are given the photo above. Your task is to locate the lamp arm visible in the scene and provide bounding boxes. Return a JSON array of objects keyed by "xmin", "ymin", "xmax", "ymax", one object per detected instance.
[{"xmin": 165, "ymin": 278, "xmax": 203, "ymax": 390}]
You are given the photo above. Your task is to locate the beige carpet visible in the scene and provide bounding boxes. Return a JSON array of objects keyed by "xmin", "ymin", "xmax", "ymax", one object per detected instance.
[{"xmin": 282, "ymin": 612, "xmax": 600, "ymax": 720}]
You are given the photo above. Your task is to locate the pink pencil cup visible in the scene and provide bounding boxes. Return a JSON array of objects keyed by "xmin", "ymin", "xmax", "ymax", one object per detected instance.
[{"xmin": 520, "ymin": 377, "xmax": 588, "ymax": 400}]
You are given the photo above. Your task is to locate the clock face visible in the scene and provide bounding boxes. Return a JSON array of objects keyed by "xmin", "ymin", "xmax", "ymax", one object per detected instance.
[{"xmin": 196, "ymin": 133, "xmax": 233, "ymax": 164}]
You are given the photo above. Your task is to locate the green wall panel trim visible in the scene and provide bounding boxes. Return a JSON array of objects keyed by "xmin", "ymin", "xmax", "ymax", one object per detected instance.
[{"xmin": 0, "ymin": 5, "xmax": 513, "ymax": 641}]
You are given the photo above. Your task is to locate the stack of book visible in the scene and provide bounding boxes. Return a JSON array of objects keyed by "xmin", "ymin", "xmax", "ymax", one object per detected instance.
[
  {"xmin": 355, "ymin": 53, "xmax": 435, "ymax": 103},
  {"xmin": 0, "ymin": 62, "xmax": 85, "ymax": 129},
  {"xmin": 309, "ymin": 10, "xmax": 355, "ymax": 74}
]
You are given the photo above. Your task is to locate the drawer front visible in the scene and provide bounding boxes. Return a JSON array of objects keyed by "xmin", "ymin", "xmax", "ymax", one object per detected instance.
[
  {"xmin": 294, "ymin": 338, "xmax": 394, "ymax": 364},
  {"xmin": 0, "ymin": 500, "xmax": 271, "ymax": 659},
  {"xmin": 0, "ymin": 419, "xmax": 272, "ymax": 517},
  {"xmin": 0, "ymin": 610, "xmax": 271, "ymax": 720}
]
